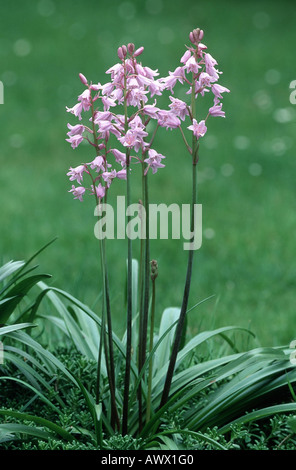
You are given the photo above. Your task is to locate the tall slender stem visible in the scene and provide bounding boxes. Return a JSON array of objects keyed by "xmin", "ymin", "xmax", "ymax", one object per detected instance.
[
  {"xmin": 137, "ymin": 166, "xmax": 150, "ymax": 431},
  {"xmin": 159, "ymin": 73, "xmax": 198, "ymax": 409},
  {"xmin": 90, "ymin": 91, "xmax": 119, "ymax": 430},
  {"xmin": 137, "ymin": 187, "xmax": 145, "ymax": 432},
  {"xmin": 137, "ymin": 120, "xmax": 157, "ymax": 431},
  {"xmin": 122, "ymin": 149, "xmax": 132, "ymax": 435},
  {"xmin": 122, "ymin": 59, "xmax": 133, "ymax": 435},
  {"xmin": 95, "ymin": 235, "xmax": 106, "ymax": 405},
  {"xmin": 141, "ymin": 169, "xmax": 150, "ymax": 370},
  {"xmin": 102, "ymin": 191, "xmax": 119, "ymax": 430},
  {"xmin": 159, "ymin": 160, "xmax": 197, "ymax": 408},
  {"xmin": 146, "ymin": 260, "xmax": 157, "ymax": 423}
]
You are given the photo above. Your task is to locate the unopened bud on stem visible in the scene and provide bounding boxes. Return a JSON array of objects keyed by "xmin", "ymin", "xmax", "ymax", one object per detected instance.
[
  {"xmin": 150, "ymin": 260, "xmax": 158, "ymax": 281},
  {"xmin": 122, "ymin": 45, "xmax": 127, "ymax": 57},
  {"xmin": 189, "ymin": 28, "xmax": 204, "ymax": 45},
  {"xmin": 128, "ymin": 43, "xmax": 135, "ymax": 55},
  {"xmin": 117, "ymin": 45, "xmax": 127, "ymax": 60},
  {"xmin": 134, "ymin": 46, "xmax": 144, "ymax": 57},
  {"xmin": 79, "ymin": 73, "xmax": 88, "ymax": 85}
]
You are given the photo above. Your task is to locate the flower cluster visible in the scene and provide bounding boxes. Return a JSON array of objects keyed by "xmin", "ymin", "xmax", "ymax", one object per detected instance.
[
  {"xmin": 66, "ymin": 29, "xmax": 229, "ymax": 201},
  {"xmin": 160, "ymin": 28, "xmax": 230, "ymax": 139},
  {"xmin": 66, "ymin": 43, "xmax": 171, "ymax": 201}
]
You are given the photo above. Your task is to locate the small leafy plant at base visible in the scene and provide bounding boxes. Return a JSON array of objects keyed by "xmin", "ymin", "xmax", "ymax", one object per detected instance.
[{"xmin": 1, "ymin": 346, "xmax": 296, "ymax": 451}]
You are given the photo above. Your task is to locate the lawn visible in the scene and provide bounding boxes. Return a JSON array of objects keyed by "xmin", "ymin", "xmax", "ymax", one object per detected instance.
[{"xmin": 1, "ymin": 0, "xmax": 296, "ymax": 349}]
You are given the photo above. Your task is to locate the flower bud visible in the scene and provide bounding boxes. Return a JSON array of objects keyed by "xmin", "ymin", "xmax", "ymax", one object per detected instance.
[
  {"xmin": 189, "ymin": 31, "xmax": 195, "ymax": 44},
  {"xmin": 117, "ymin": 46, "xmax": 127, "ymax": 60},
  {"xmin": 134, "ymin": 46, "xmax": 144, "ymax": 57},
  {"xmin": 79, "ymin": 73, "xmax": 88, "ymax": 85},
  {"xmin": 127, "ymin": 42, "xmax": 135, "ymax": 54},
  {"xmin": 117, "ymin": 47, "xmax": 124, "ymax": 60},
  {"xmin": 189, "ymin": 28, "xmax": 204, "ymax": 45},
  {"xmin": 150, "ymin": 259, "xmax": 158, "ymax": 281},
  {"xmin": 192, "ymin": 28, "xmax": 200, "ymax": 42}
]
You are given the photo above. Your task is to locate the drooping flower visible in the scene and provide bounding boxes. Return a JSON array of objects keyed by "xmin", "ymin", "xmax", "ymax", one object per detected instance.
[
  {"xmin": 91, "ymin": 183, "xmax": 106, "ymax": 200},
  {"xmin": 89, "ymin": 156, "xmax": 107, "ymax": 172},
  {"xmin": 161, "ymin": 66, "xmax": 185, "ymax": 93},
  {"xmin": 187, "ymin": 119, "xmax": 207, "ymax": 139},
  {"xmin": 67, "ymin": 164, "xmax": 86, "ymax": 184},
  {"xmin": 142, "ymin": 102, "xmax": 160, "ymax": 119},
  {"xmin": 78, "ymin": 89, "xmax": 92, "ymax": 112},
  {"xmin": 144, "ymin": 149, "xmax": 165, "ymax": 174},
  {"xmin": 67, "ymin": 123, "xmax": 85, "ymax": 136},
  {"xmin": 66, "ymin": 102, "xmax": 84, "ymax": 121},
  {"xmin": 118, "ymin": 122, "xmax": 148, "ymax": 153},
  {"xmin": 66, "ymin": 134, "xmax": 84, "ymax": 149},
  {"xmin": 211, "ymin": 83, "xmax": 230, "ymax": 100},
  {"xmin": 180, "ymin": 49, "xmax": 191, "ymax": 64},
  {"xmin": 116, "ymin": 169, "xmax": 127, "ymax": 180},
  {"xmin": 168, "ymin": 96, "xmax": 189, "ymax": 121},
  {"xmin": 101, "ymin": 95, "xmax": 117, "ymax": 112},
  {"xmin": 204, "ymin": 53, "xmax": 221, "ymax": 80},
  {"xmin": 102, "ymin": 170, "xmax": 117, "ymax": 188},
  {"xmin": 208, "ymin": 101, "xmax": 225, "ymax": 117},
  {"xmin": 184, "ymin": 55, "xmax": 201, "ymax": 74},
  {"xmin": 119, "ymin": 129, "xmax": 138, "ymax": 149},
  {"xmin": 68, "ymin": 185, "xmax": 86, "ymax": 201},
  {"xmin": 195, "ymin": 72, "xmax": 216, "ymax": 96},
  {"xmin": 96, "ymin": 119, "xmax": 121, "ymax": 139},
  {"xmin": 157, "ymin": 110, "xmax": 181, "ymax": 129},
  {"xmin": 110, "ymin": 148, "xmax": 127, "ymax": 167}
]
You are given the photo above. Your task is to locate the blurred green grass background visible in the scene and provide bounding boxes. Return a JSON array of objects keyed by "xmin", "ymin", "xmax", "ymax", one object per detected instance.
[{"xmin": 0, "ymin": 0, "xmax": 295, "ymax": 346}]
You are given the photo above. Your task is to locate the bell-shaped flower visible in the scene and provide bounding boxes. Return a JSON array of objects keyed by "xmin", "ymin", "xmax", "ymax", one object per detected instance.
[
  {"xmin": 91, "ymin": 183, "xmax": 106, "ymax": 200},
  {"xmin": 168, "ymin": 96, "xmax": 189, "ymax": 121},
  {"xmin": 157, "ymin": 110, "xmax": 181, "ymax": 129},
  {"xmin": 209, "ymin": 101, "xmax": 225, "ymax": 117},
  {"xmin": 89, "ymin": 155, "xmax": 107, "ymax": 172},
  {"xmin": 67, "ymin": 164, "xmax": 86, "ymax": 184},
  {"xmin": 69, "ymin": 185, "xmax": 85, "ymax": 201},
  {"xmin": 66, "ymin": 134, "xmax": 84, "ymax": 149},
  {"xmin": 144, "ymin": 149, "xmax": 165, "ymax": 174},
  {"xmin": 187, "ymin": 119, "xmax": 207, "ymax": 139},
  {"xmin": 211, "ymin": 83, "xmax": 230, "ymax": 100}
]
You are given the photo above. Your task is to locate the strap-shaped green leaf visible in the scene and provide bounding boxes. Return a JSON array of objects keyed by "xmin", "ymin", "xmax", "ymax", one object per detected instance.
[{"xmin": 0, "ymin": 274, "xmax": 51, "ymax": 324}]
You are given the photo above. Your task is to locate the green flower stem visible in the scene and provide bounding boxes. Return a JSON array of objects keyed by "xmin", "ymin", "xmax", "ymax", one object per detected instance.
[
  {"xmin": 137, "ymin": 175, "xmax": 145, "ymax": 433},
  {"xmin": 90, "ymin": 92, "xmax": 119, "ymax": 431},
  {"xmin": 93, "ymin": 189, "xmax": 120, "ymax": 432},
  {"xmin": 159, "ymin": 73, "xmax": 199, "ymax": 409},
  {"xmin": 136, "ymin": 166, "xmax": 151, "ymax": 432},
  {"xmin": 141, "ymin": 168, "xmax": 150, "ymax": 370},
  {"xmin": 137, "ymin": 118, "xmax": 157, "ymax": 431},
  {"xmin": 101, "ymin": 191, "xmax": 119, "ymax": 431},
  {"xmin": 146, "ymin": 261, "xmax": 157, "ymax": 423},
  {"xmin": 95, "ymin": 236, "xmax": 105, "ymax": 406},
  {"xmin": 122, "ymin": 59, "xmax": 133, "ymax": 435},
  {"xmin": 122, "ymin": 149, "xmax": 132, "ymax": 435}
]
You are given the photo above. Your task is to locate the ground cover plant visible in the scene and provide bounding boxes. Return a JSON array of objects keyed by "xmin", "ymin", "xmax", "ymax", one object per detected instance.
[
  {"xmin": 1, "ymin": 20, "xmax": 296, "ymax": 450},
  {"xmin": 1, "ymin": 250, "xmax": 296, "ymax": 450}
]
